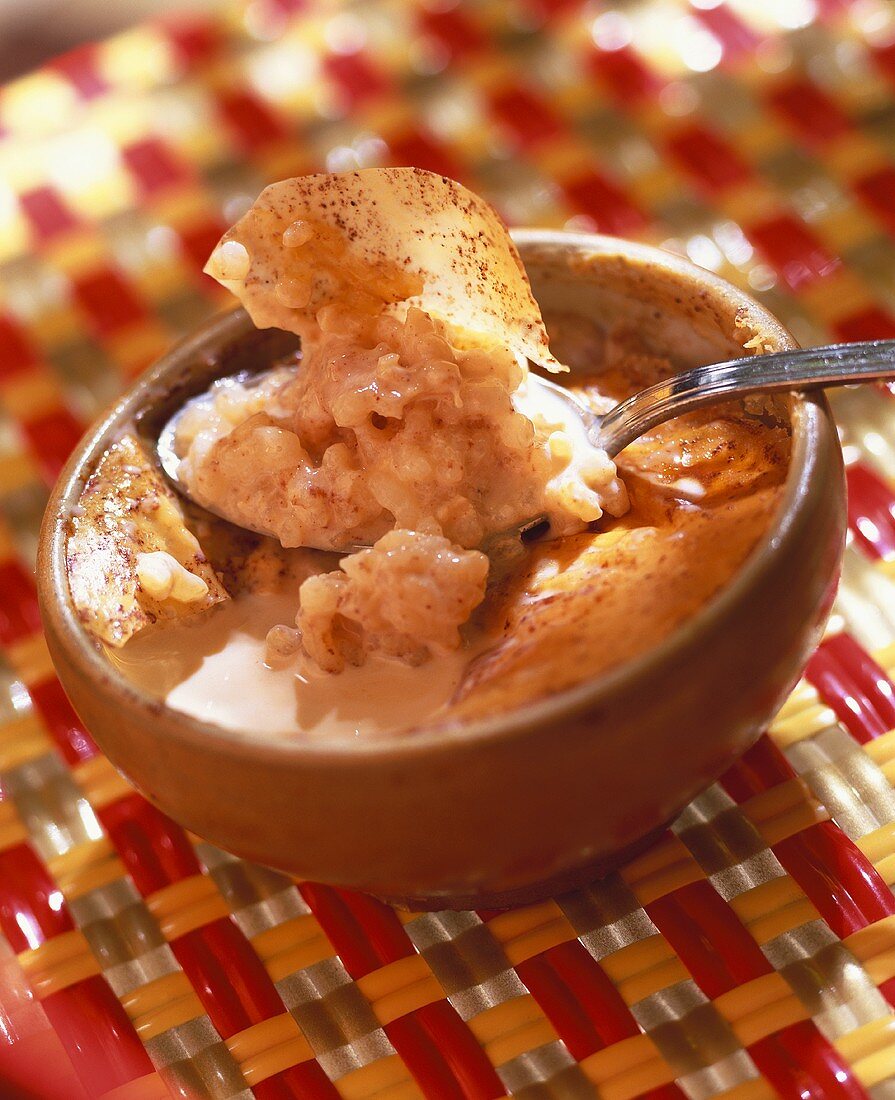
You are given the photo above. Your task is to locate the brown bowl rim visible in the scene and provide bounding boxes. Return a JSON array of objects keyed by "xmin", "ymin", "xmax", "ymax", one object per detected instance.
[{"xmin": 39, "ymin": 229, "xmax": 833, "ymax": 762}]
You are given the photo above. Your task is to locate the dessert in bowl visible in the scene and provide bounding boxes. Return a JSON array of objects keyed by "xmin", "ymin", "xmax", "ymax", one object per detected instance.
[{"xmin": 38, "ymin": 169, "xmax": 845, "ymax": 908}]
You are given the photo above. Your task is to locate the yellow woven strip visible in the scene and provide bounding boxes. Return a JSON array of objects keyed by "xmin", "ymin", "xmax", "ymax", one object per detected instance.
[
  {"xmin": 0, "ymin": 713, "xmax": 52, "ymax": 772},
  {"xmin": 99, "ymin": 1072, "xmax": 170, "ymax": 1100},
  {"xmin": 335, "ymin": 1054, "xmax": 422, "ymax": 1100},
  {"xmin": 852, "ymin": 1048, "xmax": 895, "ymax": 1091},
  {"xmin": 865, "ymin": 732, "xmax": 895, "ymax": 769},
  {"xmin": 599, "ymin": 933, "xmax": 680, "ymax": 997},
  {"xmin": 836, "ymin": 1015, "xmax": 895, "ymax": 1065},
  {"xmin": 48, "ymin": 837, "xmax": 127, "ymax": 900},
  {"xmin": 467, "ymin": 995, "xmax": 558, "ymax": 1066},
  {"xmin": 74, "ymin": 755, "xmax": 135, "ymax": 810},
  {"xmin": 121, "ymin": 971, "xmax": 205, "ymax": 1041},
  {"xmin": 620, "ymin": 834, "xmax": 703, "ymax": 905},
  {"xmin": 253, "ymin": 914, "xmax": 335, "ymax": 983},
  {"xmin": 226, "ymin": 1012, "xmax": 314, "ymax": 1087},
  {"xmin": 738, "ymin": 778, "xmax": 828, "ymax": 846},
  {"xmin": 18, "ymin": 930, "xmax": 101, "ymax": 997},
  {"xmin": 749, "ymin": 896, "xmax": 820, "ymax": 946},
  {"xmin": 356, "ymin": 955, "xmax": 444, "ymax": 1027},
  {"xmin": 847, "ymin": 917, "xmax": 895, "ymax": 987},
  {"xmin": 486, "ymin": 903, "xmax": 576, "ymax": 966},
  {"xmin": 715, "ymin": 973, "xmax": 806, "ymax": 1047},
  {"xmin": 772, "ymin": 679, "xmax": 818, "ymax": 723},
  {"xmin": 730, "ymin": 876, "xmax": 804, "ymax": 925},
  {"xmin": 875, "ymin": 642, "xmax": 895, "ymax": 677},
  {"xmin": 0, "ymin": 370, "xmax": 66, "ymax": 421},
  {"xmin": 769, "ymin": 703, "xmax": 837, "ymax": 749},
  {"xmin": 5, "ymin": 632, "xmax": 55, "ymax": 685},
  {"xmin": 858, "ymin": 823, "xmax": 895, "ymax": 866},
  {"xmin": 0, "ymin": 798, "xmax": 28, "ymax": 851},
  {"xmin": 579, "ymin": 1033, "xmax": 671, "ymax": 1096},
  {"xmin": 145, "ymin": 873, "xmax": 229, "ymax": 940},
  {"xmin": 715, "ymin": 1080, "xmax": 777, "ymax": 1100},
  {"xmin": 875, "ymin": 854, "xmax": 895, "ymax": 889}
]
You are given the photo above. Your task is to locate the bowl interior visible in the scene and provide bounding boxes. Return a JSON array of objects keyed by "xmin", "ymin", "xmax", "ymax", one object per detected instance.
[{"xmin": 42, "ymin": 231, "xmax": 822, "ymax": 759}]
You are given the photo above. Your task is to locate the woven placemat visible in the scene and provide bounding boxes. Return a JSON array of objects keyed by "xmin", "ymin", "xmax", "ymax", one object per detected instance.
[{"xmin": 3, "ymin": 1, "xmax": 895, "ymax": 1096}]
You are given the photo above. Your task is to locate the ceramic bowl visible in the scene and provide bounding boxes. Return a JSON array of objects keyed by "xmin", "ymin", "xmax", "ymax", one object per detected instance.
[{"xmin": 38, "ymin": 232, "xmax": 846, "ymax": 909}]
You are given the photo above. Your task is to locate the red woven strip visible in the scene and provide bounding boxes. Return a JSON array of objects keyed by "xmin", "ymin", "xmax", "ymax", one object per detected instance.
[
  {"xmin": 807, "ymin": 630, "xmax": 895, "ymax": 741},
  {"xmin": 724, "ymin": 737, "xmax": 895, "ymax": 933},
  {"xmin": 71, "ymin": 269, "xmax": 148, "ymax": 337},
  {"xmin": 161, "ymin": 16, "xmax": 224, "ymax": 67},
  {"xmin": 588, "ymin": 44, "xmax": 663, "ymax": 104},
  {"xmin": 169, "ymin": 923, "xmax": 341, "ymax": 1099},
  {"xmin": 0, "ymin": 315, "xmax": 39, "ymax": 378},
  {"xmin": 48, "ymin": 44, "xmax": 108, "ymax": 100},
  {"xmin": 324, "ymin": 52, "xmax": 389, "ymax": 108},
  {"xmin": 748, "ymin": 215, "xmax": 840, "ymax": 292},
  {"xmin": 692, "ymin": 5, "xmax": 761, "ymax": 57},
  {"xmin": 0, "ymin": 840, "xmax": 71, "ymax": 951},
  {"xmin": 301, "ymin": 885, "xmax": 504, "ymax": 1097},
  {"xmin": 854, "ymin": 167, "xmax": 895, "ymax": 238},
  {"xmin": 27, "ymin": 678, "xmax": 98, "ymax": 765},
  {"xmin": 767, "ymin": 79, "xmax": 850, "ymax": 145},
  {"xmin": 216, "ymin": 90, "xmax": 289, "ymax": 152},
  {"xmin": 19, "ymin": 187, "xmax": 80, "ymax": 245},
  {"xmin": 123, "ymin": 138, "xmax": 194, "ymax": 199},
  {"xmin": 721, "ymin": 733, "xmax": 796, "ymax": 801},
  {"xmin": 42, "ymin": 977, "xmax": 153, "ymax": 1095},
  {"xmin": 516, "ymin": 939, "xmax": 638, "ymax": 1061},
  {"xmin": 874, "ymin": 42, "xmax": 895, "ymax": 85},
  {"xmin": 666, "ymin": 124, "xmax": 752, "ymax": 194},
  {"xmin": 774, "ymin": 820, "xmax": 895, "ymax": 937},
  {"xmin": 178, "ymin": 216, "xmax": 228, "ymax": 280},
  {"xmin": 417, "ymin": 8, "xmax": 485, "ymax": 59},
  {"xmin": 24, "ymin": 407, "xmax": 85, "ymax": 484},
  {"xmin": 387, "ymin": 131, "xmax": 465, "ymax": 184},
  {"xmin": 98, "ymin": 794, "xmax": 202, "ymax": 893},
  {"xmin": 835, "ymin": 307, "xmax": 895, "ymax": 343},
  {"xmin": 489, "ymin": 87, "xmax": 563, "ymax": 149},
  {"xmin": 562, "ymin": 170, "xmax": 645, "ymax": 236},
  {"xmin": 844, "ymin": 462, "xmax": 895, "ymax": 562},
  {"xmin": 749, "ymin": 1019, "xmax": 869, "ymax": 1100},
  {"xmin": 645, "ymin": 880, "xmax": 771, "ymax": 998},
  {"xmin": 0, "ymin": 559, "xmax": 41, "ymax": 646},
  {"xmin": 171, "ymin": 919, "xmax": 287, "ymax": 1034}
]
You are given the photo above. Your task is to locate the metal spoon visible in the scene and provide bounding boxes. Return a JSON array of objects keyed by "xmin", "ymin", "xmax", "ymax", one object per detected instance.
[
  {"xmin": 539, "ymin": 337, "xmax": 895, "ymax": 457},
  {"xmin": 158, "ymin": 338, "xmax": 895, "ymax": 548}
]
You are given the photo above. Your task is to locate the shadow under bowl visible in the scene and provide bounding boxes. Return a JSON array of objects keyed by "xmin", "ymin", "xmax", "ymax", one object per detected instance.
[{"xmin": 38, "ymin": 231, "xmax": 846, "ymax": 909}]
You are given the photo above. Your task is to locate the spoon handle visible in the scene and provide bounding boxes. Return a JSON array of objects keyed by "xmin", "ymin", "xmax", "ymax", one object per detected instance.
[{"xmin": 599, "ymin": 338, "xmax": 895, "ymax": 457}]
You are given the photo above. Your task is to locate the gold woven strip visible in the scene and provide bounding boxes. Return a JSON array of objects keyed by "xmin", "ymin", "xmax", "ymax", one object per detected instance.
[
  {"xmin": 225, "ymin": 1011, "xmax": 314, "ymax": 1086},
  {"xmin": 19, "ymin": 929, "xmax": 101, "ymax": 997},
  {"xmin": 121, "ymin": 971, "xmax": 205, "ymax": 1041},
  {"xmin": 145, "ymin": 873, "xmax": 229, "ymax": 940}
]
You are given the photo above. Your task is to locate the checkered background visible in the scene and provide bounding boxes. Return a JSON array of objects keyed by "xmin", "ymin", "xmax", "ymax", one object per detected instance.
[{"xmin": 3, "ymin": 0, "xmax": 895, "ymax": 1096}]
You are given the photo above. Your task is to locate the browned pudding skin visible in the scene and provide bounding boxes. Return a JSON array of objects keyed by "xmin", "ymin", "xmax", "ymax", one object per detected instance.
[{"xmin": 443, "ymin": 314, "xmax": 791, "ymax": 723}]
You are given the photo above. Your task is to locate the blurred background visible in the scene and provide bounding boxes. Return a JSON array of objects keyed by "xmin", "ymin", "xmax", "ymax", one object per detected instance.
[{"xmin": 0, "ymin": 0, "xmax": 218, "ymax": 80}]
